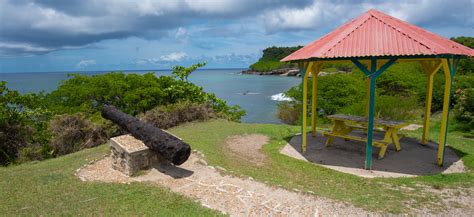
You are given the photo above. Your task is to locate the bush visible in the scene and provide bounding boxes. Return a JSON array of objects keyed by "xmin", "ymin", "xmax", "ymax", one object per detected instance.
[
  {"xmin": 285, "ymin": 73, "xmax": 366, "ymax": 116},
  {"xmin": 453, "ymin": 88, "xmax": 474, "ymax": 133},
  {"xmin": 376, "ymin": 62, "xmax": 425, "ymax": 97},
  {"xmin": 341, "ymin": 95, "xmax": 420, "ymax": 121},
  {"xmin": 276, "ymin": 102, "xmax": 301, "ymax": 125},
  {"xmin": 0, "ymin": 82, "xmax": 51, "ymax": 165},
  {"xmin": 17, "ymin": 145, "xmax": 45, "ymax": 163},
  {"xmin": 49, "ymin": 113, "xmax": 108, "ymax": 156},
  {"xmin": 45, "ymin": 72, "xmax": 244, "ymax": 121},
  {"xmin": 140, "ymin": 101, "xmax": 216, "ymax": 129}
]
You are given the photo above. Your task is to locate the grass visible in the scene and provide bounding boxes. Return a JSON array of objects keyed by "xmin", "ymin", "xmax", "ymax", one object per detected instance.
[
  {"xmin": 0, "ymin": 145, "xmax": 222, "ymax": 216},
  {"xmin": 169, "ymin": 119, "xmax": 473, "ymax": 214},
  {"xmin": 1, "ymin": 118, "xmax": 472, "ymax": 215}
]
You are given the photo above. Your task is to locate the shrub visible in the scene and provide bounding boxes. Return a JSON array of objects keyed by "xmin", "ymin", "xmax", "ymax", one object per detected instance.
[
  {"xmin": 276, "ymin": 102, "xmax": 301, "ymax": 125},
  {"xmin": 45, "ymin": 72, "xmax": 245, "ymax": 121},
  {"xmin": 453, "ymin": 88, "xmax": 474, "ymax": 133},
  {"xmin": 0, "ymin": 82, "xmax": 51, "ymax": 165},
  {"xmin": 376, "ymin": 62, "xmax": 425, "ymax": 97},
  {"xmin": 140, "ymin": 101, "xmax": 216, "ymax": 129},
  {"xmin": 17, "ymin": 145, "xmax": 45, "ymax": 163},
  {"xmin": 49, "ymin": 113, "xmax": 108, "ymax": 156},
  {"xmin": 285, "ymin": 73, "xmax": 366, "ymax": 116},
  {"xmin": 341, "ymin": 95, "xmax": 420, "ymax": 121}
]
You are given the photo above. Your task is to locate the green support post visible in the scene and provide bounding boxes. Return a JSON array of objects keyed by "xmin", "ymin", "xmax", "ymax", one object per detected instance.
[{"xmin": 352, "ymin": 58, "xmax": 397, "ymax": 169}]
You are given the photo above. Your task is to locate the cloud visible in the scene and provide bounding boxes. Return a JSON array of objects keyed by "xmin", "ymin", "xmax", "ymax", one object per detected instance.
[
  {"xmin": 0, "ymin": 0, "xmax": 471, "ymax": 58},
  {"xmin": 0, "ymin": 0, "xmax": 312, "ymax": 56},
  {"xmin": 76, "ymin": 59, "xmax": 96, "ymax": 68},
  {"xmin": 160, "ymin": 52, "xmax": 187, "ymax": 61},
  {"xmin": 261, "ymin": 0, "xmax": 473, "ymax": 33},
  {"xmin": 0, "ymin": 42, "xmax": 54, "ymax": 56}
]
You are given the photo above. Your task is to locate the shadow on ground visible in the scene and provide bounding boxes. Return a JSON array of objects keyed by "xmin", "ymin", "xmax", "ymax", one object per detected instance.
[{"xmin": 287, "ymin": 131, "xmax": 464, "ymax": 177}]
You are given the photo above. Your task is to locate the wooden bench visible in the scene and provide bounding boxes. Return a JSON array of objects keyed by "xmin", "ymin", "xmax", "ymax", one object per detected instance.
[{"xmin": 322, "ymin": 114, "xmax": 407, "ymax": 159}]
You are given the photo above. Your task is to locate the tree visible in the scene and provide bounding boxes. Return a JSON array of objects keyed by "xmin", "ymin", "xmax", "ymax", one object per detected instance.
[{"xmin": 172, "ymin": 61, "xmax": 207, "ymax": 82}]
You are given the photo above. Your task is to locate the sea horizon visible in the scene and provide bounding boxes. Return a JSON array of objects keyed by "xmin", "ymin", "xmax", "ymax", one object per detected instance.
[{"xmin": 0, "ymin": 67, "xmax": 250, "ymax": 74}]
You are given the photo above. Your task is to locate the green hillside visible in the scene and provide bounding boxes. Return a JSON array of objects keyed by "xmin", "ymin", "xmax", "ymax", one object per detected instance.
[{"xmin": 249, "ymin": 46, "xmax": 302, "ymax": 72}]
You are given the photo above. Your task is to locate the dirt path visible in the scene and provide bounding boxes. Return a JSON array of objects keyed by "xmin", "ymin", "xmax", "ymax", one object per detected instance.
[
  {"xmin": 77, "ymin": 134, "xmax": 371, "ymax": 216},
  {"xmin": 225, "ymin": 134, "xmax": 269, "ymax": 166}
]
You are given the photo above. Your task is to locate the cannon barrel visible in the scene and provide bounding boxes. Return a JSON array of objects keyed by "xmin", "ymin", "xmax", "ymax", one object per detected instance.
[{"xmin": 101, "ymin": 105, "xmax": 191, "ymax": 165}]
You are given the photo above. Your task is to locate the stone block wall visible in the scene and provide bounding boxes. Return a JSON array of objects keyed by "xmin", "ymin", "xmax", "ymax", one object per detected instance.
[{"xmin": 109, "ymin": 135, "xmax": 159, "ymax": 176}]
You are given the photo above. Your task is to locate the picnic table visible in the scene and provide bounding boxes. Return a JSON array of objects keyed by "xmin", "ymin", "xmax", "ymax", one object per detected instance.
[{"xmin": 322, "ymin": 114, "xmax": 408, "ymax": 159}]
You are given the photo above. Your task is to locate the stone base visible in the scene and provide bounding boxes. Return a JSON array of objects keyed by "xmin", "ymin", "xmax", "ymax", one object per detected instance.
[{"xmin": 109, "ymin": 135, "xmax": 160, "ymax": 176}]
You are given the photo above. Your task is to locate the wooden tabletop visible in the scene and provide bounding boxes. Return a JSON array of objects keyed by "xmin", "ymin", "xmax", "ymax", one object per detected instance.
[{"xmin": 327, "ymin": 114, "xmax": 407, "ymax": 128}]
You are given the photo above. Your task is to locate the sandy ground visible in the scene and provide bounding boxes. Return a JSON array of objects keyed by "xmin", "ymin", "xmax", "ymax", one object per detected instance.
[
  {"xmin": 283, "ymin": 132, "xmax": 465, "ymax": 178},
  {"xmin": 77, "ymin": 134, "xmax": 371, "ymax": 216},
  {"xmin": 225, "ymin": 134, "xmax": 269, "ymax": 166}
]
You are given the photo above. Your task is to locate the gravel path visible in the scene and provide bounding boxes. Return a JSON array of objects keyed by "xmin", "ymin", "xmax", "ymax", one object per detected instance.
[{"xmin": 77, "ymin": 152, "xmax": 371, "ymax": 216}]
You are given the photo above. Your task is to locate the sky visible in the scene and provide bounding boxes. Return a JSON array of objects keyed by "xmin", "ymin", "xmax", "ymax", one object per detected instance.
[{"xmin": 0, "ymin": 0, "xmax": 472, "ymax": 73}]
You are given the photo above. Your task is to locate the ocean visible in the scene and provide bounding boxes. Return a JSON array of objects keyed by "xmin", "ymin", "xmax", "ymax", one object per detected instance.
[{"xmin": 0, "ymin": 69, "xmax": 300, "ymax": 124}]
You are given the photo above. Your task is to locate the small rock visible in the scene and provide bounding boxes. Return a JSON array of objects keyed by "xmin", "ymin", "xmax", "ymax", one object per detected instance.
[
  {"xmin": 293, "ymin": 188, "xmax": 300, "ymax": 192},
  {"xmin": 248, "ymin": 177, "xmax": 254, "ymax": 181},
  {"xmin": 197, "ymin": 159, "xmax": 208, "ymax": 166},
  {"xmin": 208, "ymin": 166, "xmax": 215, "ymax": 170},
  {"xmin": 215, "ymin": 166, "xmax": 227, "ymax": 172}
]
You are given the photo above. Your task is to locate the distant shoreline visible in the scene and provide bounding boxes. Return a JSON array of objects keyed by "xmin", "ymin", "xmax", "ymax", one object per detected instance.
[
  {"xmin": 0, "ymin": 68, "xmax": 249, "ymax": 74},
  {"xmin": 241, "ymin": 68, "xmax": 301, "ymax": 77}
]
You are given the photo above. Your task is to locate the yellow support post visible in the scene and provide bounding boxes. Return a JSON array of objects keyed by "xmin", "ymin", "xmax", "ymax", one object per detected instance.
[
  {"xmin": 421, "ymin": 61, "xmax": 442, "ymax": 145},
  {"xmin": 311, "ymin": 63, "xmax": 322, "ymax": 137},
  {"xmin": 302, "ymin": 62, "xmax": 313, "ymax": 152},
  {"xmin": 438, "ymin": 59, "xmax": 452, "ymax": 166}
]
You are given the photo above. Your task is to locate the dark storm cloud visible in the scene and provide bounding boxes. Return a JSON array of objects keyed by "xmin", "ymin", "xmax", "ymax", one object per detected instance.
[
  {"xmin": 0, "ymin": 0, "xmax": 314, "ymax": 56},
  {"xmin": 0, "ymin": 0, "xmax": 471, "ymax": 56}
]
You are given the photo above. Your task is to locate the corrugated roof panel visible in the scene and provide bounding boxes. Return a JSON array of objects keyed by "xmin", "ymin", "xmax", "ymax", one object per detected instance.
[{"xmin": 281, "ymin": 9, "xmax": 473, "ymax": 61}]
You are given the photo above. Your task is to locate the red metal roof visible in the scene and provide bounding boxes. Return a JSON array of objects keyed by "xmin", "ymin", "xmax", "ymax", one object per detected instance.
[{"xmin": 282, "ymin": 9, "xmax": 474, "ymax": 61}]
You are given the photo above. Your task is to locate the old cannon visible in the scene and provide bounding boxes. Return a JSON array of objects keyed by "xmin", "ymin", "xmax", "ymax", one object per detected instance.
[{"xmin": 101, "ymin": 105, "xmax": 191, "ymax": 165}]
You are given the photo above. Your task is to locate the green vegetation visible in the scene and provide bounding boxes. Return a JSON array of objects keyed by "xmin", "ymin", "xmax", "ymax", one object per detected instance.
[
  {"xmin": 46, "ymin": 71, "xmax": 240, "ymax": 117},
  {"xmin": 172, "ymin": 61, "xmax": 207, "ymax": 82},
  {"xmin": 139, "ymin": 101, "xmax": 217, "ymax": 129},
  {"xmin": 248, "ymin": 45, "xmax": 356, "ymax": 72},
  {"xmin": 0, "ymin": 81, "xmax": 52, "ymax": 165},
  {"xmin": 0, "ymin": 63, "xmax": 245, "ymax": 166},
  {"xmin": 170, "ymin": 119, "xmax": 473, "ymax": 213},
  {"xmin": 0, "ymin": 145, "xmax": 221, "ymax": 216},
  {"xmin": 249, "ymin": 46, "xmax": 302, "ymax": 72}
]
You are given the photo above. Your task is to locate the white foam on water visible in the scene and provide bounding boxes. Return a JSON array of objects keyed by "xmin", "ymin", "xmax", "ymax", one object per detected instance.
[{"xmin": 271, "ymin": 93, "xmax": 293, "ymax": 101}]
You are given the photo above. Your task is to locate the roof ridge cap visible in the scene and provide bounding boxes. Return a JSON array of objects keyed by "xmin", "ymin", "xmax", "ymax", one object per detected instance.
[
  {"xmin": 369, "ymin": 12, "xmax": 434, "ymax": 53},
  {"xmin": 319, "ymin": 12, "xmax": 372, "ymax": 57}
]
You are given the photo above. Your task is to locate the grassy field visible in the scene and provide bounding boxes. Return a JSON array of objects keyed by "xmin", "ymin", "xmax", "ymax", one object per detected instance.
[
  {"xmin": 170, "ymin": 119, "xmax": 473, "ymax": 214},
  {"xmin": 1, "ymin": 119, "xmax": 472, "ymax": 215},
  {"xmin": 0, "ymin": 145, "xmax": 221, "ymax": 216}
]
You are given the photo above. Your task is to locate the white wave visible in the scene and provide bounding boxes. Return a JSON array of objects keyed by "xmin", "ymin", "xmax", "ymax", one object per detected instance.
[{"xmin": 271, "ymin": 93, "xmax": 293, "ymax": 101}]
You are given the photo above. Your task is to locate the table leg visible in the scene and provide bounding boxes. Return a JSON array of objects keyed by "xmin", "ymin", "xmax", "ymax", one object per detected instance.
[
  {"xmin": 378, "ymin": 143, "xmax": 388, "ymax": 159},
  {"xmin": 392, "ymin": 130, "xmax": 401, "ymax": 151},
  {"xmin": 325, "ymin": 120, "xmax": 353, "ymax": 147}
]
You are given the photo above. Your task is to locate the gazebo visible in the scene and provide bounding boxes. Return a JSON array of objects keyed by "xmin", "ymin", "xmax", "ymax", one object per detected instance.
[{"xmin": 281, "ymin": 9, "xmax": 473, "ymax": 170}]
